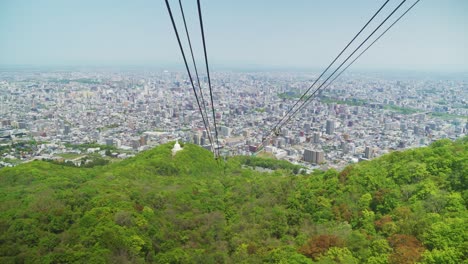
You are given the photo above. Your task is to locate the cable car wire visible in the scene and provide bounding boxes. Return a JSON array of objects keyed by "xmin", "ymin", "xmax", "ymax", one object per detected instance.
[
  {"xmin": 178, "ymin": 0, "xmax": 213, "ymax": 145},
  {"xmin": 264, "ymin": 0, "xmax": 391, "ymax": 144},
  {"xmin": 197, "ymin": 0, "xmax": 220, "ymax": 158},
  {"xmin": 316, "ymin": 0, "xmax": 421, "ymax": 102},
  {"xmin": 178, "ymin": 0, "xmax": 214, "ymax": 152},
  {"xmin": 164, "ymin": 0, "xmax": 215, "ymax": 153},
  {"xmin": 276, "ymin": 0, "xmax": 408, "ymax": 131}
]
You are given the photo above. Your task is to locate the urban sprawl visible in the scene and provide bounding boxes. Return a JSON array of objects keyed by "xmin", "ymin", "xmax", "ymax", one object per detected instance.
[{"xmin": 1, "ymin": 69, "xmax": 467, "ymax": 170}]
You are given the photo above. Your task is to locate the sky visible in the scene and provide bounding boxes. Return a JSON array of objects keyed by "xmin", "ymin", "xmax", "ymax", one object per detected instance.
[{"xmin": 0, "ymin": 0, "xmax": 467, "ymax": 72}]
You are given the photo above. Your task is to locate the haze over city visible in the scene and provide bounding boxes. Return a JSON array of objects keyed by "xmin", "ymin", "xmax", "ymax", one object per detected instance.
[{"xmin": 1, "ymin": 0, "xmax": 468, "ymax": 71}]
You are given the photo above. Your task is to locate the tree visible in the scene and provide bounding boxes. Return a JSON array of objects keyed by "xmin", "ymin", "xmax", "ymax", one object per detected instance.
[
  {"xmin": 420, "ymin": 248, "xmax": 464, "ymax": 264},
  {"xmin": 0, "ymin": 139, "xmax": 466, "ymax": 263},
  {"xmin": 316, "ymin": 247, "xmax": 359, "ymax": 264},
  {"xmin": 265, "ymin": 247, "xmax": 312, "ymax": 264},
  {"xmin": 358, "ymin": 193, "xmax": 372, "ymax": 210},
  {"xmin": 299, "ymin": 235, "xmax": 344, "ymax": 260},
  {"xmin": 387, "ymin": 234, "xmax": 425, "ymax": 264},
  {"xmin": 422, "ymin": 218, "xmax": 466, "ymax": 250}
]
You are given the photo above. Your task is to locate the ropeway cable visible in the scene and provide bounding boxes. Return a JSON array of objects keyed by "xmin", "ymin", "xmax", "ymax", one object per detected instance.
[
  {"xmin": 276, "ymin": 0, "xmax": 409, "ymax": 131},
  {"xmin": 178, "ymin": 0, "xmax": 213, "ymax": 148},
  {"xmin": 264, "ymin": 0, "xmax": 392, "ymax": 143},
  {"xmin": 197, "ymin": 0, "xmax": 220, "ymax": 158},
  {"xmin": 165, "ymin": 0, "xmax": 215, "ymax": 153},
  {"xmin": 255, "ymin": 0, "xmax": 414, "ymax": 154},
  {"xmin": 314, "ymin": 0, "xmax": 422, "ymax": 112}
]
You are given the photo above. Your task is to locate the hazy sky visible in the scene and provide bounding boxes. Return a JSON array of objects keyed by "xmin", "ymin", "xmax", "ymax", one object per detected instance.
[{"xmin": 1, "ymin": 0, "xmax": 467, "ymax": 71}]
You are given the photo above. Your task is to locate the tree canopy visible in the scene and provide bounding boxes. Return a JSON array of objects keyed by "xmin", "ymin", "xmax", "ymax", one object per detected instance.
[{"xmin": 0, "ymin": 137, "xmax": 466, "ymax": 263}]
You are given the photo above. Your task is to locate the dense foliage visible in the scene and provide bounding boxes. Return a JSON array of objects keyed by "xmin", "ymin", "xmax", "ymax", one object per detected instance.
[{"xmin": 0, "ymin": 138, "xmax": 466, "ymax": 263}]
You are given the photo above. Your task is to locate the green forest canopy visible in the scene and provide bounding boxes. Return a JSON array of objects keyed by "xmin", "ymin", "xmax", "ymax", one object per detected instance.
[{"xmin": 0, "ymin": 137, "xmax": 467, "ymax": 263}]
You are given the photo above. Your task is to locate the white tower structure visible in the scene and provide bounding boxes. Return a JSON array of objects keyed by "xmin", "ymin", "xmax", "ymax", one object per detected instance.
[{"xmin": 172, "ymin": 140, "xmax": 183, "ymax": 156}]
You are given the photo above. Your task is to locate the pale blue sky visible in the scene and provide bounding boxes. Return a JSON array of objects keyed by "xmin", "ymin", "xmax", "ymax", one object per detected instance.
[{"xmin": 0, "ymin": 0, "xmax": 467, "ymax": 71}]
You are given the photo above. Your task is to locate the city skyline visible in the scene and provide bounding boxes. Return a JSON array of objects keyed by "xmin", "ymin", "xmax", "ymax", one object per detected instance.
[
  {"xmin": 1, "ymin": 69, "xmax": 466, "ymax": 169},
  {"xmin": 1, "ymin": 0, "xmax": 467, "ymax": 72}
]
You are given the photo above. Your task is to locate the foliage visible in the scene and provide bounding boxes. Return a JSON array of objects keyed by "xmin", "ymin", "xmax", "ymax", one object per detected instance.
[
  {"xmin": 64, "ymin": 142, "xmax": 117, "ymax": 152},
  {"xmin": 319, "ymin": 96, "xmax": 368, "ymax": 107},
  {"xmin": 234, "ymin": 155, "xmax": 304, "ymax": 173},
  {"xmin": 0, "ymin": 138, "xmax": 467, "ymax": 263},
  {"xmin": 383, "ymin": 105, "xmax": 420, "ymax": 114},
  {"xmin": 277, "ymin": 91, "xmax": 302, "ymax": 99}
]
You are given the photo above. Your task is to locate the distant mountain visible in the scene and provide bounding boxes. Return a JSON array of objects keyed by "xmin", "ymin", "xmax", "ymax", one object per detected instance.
[{"xmin": 0, "ymin": 138, "xmax": 466, "ymax": 263}]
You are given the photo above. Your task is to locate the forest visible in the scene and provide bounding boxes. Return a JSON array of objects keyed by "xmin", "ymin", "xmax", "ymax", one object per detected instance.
[{"xmin": 0, "ymin": 137, "xmax": 466, "ymax": 263}]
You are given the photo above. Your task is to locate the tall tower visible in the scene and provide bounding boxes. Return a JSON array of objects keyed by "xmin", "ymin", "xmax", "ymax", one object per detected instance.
[
  {"xmin": 364, "ymin": 146, "xmax": 373, "ymax": 159},
  {"xmin": 315, "ymin": 151, "xmax": 325, "ymax": 164},
  {"xmin": 326, "ymin": 120, "xmax": 335, "ymax": 135},
  {"xmin": 313, "ymin": 132, "xmax": 320, "ymax": 143},
  {"xmin": 64, "ymin": 125, "xmax": 70, "ymax": 135},
  {"xmin": 303, "ymin": 149, "xmax": 316, "ymax": 163}
]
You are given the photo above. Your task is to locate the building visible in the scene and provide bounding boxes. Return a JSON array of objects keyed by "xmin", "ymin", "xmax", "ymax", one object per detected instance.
[
  {"xmin": 139, "ymin": 135, "xmax": 148, "ymax": 146},
  {"xmin": 315, "ymin": 151, "xmax": 325, "ymax": 164},
  {"xmin": 64, "ymin": 125, "xmax": 70, "ymax": 135},
  {"xmin": 304, "ymin": 123, "xmax": 311, "ymax": 134},
  {"xmin": 364, "ymin": 146, "xmax": 373, "ymax": 159},
  {"xmin": 220, "ymin": 126, "xmax": 231, "ymax": 137},
  {"xmin": 303, "ymin": 149, "xmax": 315, "ymax": 163},
  {"xmin": 193, "ymin": 133, "xmax": 201, "ymax": 145},
  {"xmin": 131, "ymin": 138, "xmax": 140, "ymax": 150},
  {"xmin": 105, "ymin": 138, "xmax": 114, "ymax": 146},
  {"xmin": 304, "ymin": 149, "xmax": 325, "ymax": 164},
  {"xmin": 313, "ymin": 132, "xmax": 320, "ymax": 143},
  {"xmin": 326, "ymin": 120, "xmax": 335, "ymax": 135}
]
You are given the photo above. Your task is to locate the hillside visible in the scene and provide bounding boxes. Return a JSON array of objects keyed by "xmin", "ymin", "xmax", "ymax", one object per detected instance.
[{"xmin": 0, "ymin": 138, "xmax": 467, "ymax": 263}]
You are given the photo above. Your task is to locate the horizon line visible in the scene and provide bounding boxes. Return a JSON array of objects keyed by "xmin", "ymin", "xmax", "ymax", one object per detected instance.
[{"xmin": 0, "ymin": 63, "xmax": 467, "ymax": 76}]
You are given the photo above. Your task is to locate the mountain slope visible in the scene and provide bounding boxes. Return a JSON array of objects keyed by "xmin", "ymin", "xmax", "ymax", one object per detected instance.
[{"xmin": 0, "ymin": 139, "xmax": 466, "ymax": 263}]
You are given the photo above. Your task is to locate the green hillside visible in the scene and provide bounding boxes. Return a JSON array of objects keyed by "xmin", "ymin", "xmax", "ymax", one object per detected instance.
[{"xmin": 0, "ymin": 138, "xmax": 467, "ymax": 263}]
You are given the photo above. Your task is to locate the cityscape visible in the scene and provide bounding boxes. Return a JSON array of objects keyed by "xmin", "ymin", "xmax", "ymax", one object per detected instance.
[
  {"xmin": 1, "ymin": 68, "xmax": 466, "ymax": 170},
  {"xmin": 1, "ymin": 0, "xmax": 468, "ymax": 262}
]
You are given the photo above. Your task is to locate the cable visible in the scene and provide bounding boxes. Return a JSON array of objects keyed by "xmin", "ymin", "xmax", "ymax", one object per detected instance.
[
  {"xmin": 280, "ymin": 0, "xmax": 409, "ymax": 128},
  {"xmin": 320, "ymin": 0, "xmax": 421, "ymax": 102},
  {"xmin": 275, "ymin": 0, "xmax": 409, "ymax": 134},
  {"xmin": 164, "ymin": 0, "xmax": 214, "ymax": 153},
  {"xmin": 265, "ymin": 0, "xmax": 391, "ymax": 142},
  {"xmin": 197, "ymin": 0, "xmax": 220, "ymax": 158},
  {"xmin": 178, "ymin": 0, "xmax": 213, "ymax": 146}
]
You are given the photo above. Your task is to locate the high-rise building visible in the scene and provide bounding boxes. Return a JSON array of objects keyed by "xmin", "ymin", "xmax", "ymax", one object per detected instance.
[
  {"xmin": 193, "ymin": 133, "xmax": 201, "ymax": 145},
  {"xmin": 326, "ymin": 120, "xmax": 335, "ymax": 135},
  {"xmin": 364, "ymin": 146, "xmax": 373, "ymax": 159},
  {"xmin": 303, "ymin": 149, "xmax": 316, "ymax": 163},
  {"xmin": 313, "ymin": 132, "xmax": 320, "ymax": 143},
  {"xmin": 304, "ymin": 123, "xmax": 311, "ymax": 134},
  {"xmin": 304, "ymin": 149, "xmax": 325, "ymax": 164},
  {"xmin": 105, "ymin": 138, "xmax": 114, "ymax": 146},
  {"xmin": 316, "ymin": 151, "xmax": 325, "ymax": 164},
  {"xmin": 64, "ymin": 125, "xmax": 70, "ymax": 135},
  {"xmin": 220, "ymin": 126, "xmax": 231, "ymax": 137}
]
